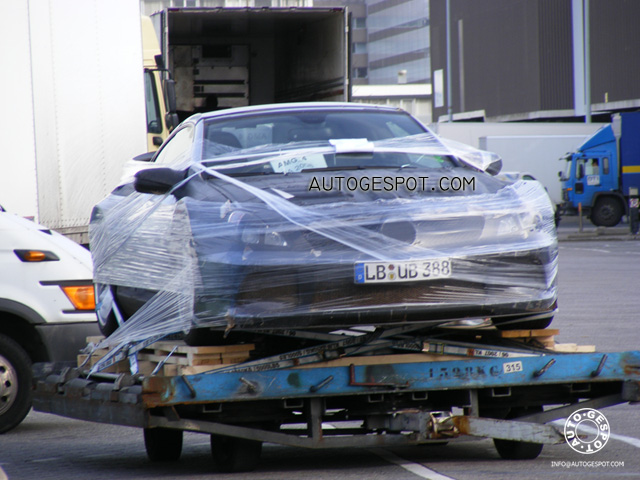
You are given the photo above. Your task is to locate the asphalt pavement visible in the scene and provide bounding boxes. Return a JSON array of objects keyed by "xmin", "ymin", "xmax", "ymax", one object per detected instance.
[{"xmin": 556, "ymin": 215, "xmax": 639, "ymax": 242}]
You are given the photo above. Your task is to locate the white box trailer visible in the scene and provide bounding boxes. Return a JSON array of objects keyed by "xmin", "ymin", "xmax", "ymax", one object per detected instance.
[
  {"xmin": 151, "ymin": 7, "xmax": 350, "ymax": 118},
  {"xmin": 478, "ymin": 135, "xmax": 589, "ymax": 206},
  {"xmin": 0, "ymin": 0, "xmax": 148, "ymax": 244}
]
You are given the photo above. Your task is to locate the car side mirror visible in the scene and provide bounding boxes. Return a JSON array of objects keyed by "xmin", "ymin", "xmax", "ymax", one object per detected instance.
[
  {"xmin": 134, "ymin": 168, "xmax": 187, "ymax": 195},
  {"xmin": 484, "ymin": 158, "xmax": 502, "ymax": 176}
]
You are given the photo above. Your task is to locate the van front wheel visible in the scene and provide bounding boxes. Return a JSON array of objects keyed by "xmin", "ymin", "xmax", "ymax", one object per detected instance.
[{"xmin": 0, "ymin": 334, "xmax": 32, "ymax": 433}]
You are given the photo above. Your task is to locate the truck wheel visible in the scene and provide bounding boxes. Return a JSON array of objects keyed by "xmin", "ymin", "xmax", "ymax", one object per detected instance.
[
  {"xmin": 493, "ymin": 406, "xmax": 544, "ymax": 460},
  {"xmin": 0, "ymin": 334, "xmax": 32, "ymax": 433},
  {"xmin": 591, "ymin": 197, "xmax": 623, "ymax": 227},
  {"xmin": 144, "ymin": 427, "xmax": 183, "ymax": 462},
  {"xmin": 210, "ymin": 434, "xmax": 262, "ymax": 472}
]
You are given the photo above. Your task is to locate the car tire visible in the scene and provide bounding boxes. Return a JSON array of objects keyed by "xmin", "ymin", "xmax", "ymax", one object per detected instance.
[
  {"xmin": 591, "ymin": 197, "xmax": 623, "ymax": 227},
  {"xmin": 0, "ymin": 333, "xmax": 32, "ymax": 433},
  {"xmin": 97, "ymin": 310, "xmax": 120, "ymax": 337}
]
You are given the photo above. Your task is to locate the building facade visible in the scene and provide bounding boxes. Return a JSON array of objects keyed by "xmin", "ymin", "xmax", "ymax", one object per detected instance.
[{"xmin": 430, "ymin": 0, "xmax": 640, "ymax": 123}]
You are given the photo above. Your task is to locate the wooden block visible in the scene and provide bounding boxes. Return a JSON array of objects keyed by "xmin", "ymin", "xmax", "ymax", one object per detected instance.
[
  {"xmin": 139, "ymin": 353, "xmax": 190, "ymax": 365},
  {"xmin": 220, "ymin": 353, "xmax": 250, "ymax": 364},
  {"xmin": 77, "ymin": 354, "xmax": 129, "ymax": 373},
  {"xmin": 186, "ymin": 353, "xmax": 224, "ymax": 366},
  {"xmin": 135, "ymin": 360, "xmax": 157, "ymax": 376},
  {"xmin": 86, "ymin": 335, "xmax": 106, "ymax": 344},
  {"xmin": 499, "ymin": 329, "xmax": 560, "ymax": 339},
  {"xmin": 553, "ymin": 343, "xmax": 596, "ymax": 353}
]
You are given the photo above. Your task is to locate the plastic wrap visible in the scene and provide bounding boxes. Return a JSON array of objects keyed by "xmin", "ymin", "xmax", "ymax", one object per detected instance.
[{"xmin": 89, "ymin": 135, "xmax": 558, "ymax": 370}]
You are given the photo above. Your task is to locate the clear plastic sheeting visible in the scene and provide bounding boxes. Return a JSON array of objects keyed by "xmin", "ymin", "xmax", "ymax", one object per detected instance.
[{"xmin": 88, "ymin": 135, "xmax": 558, "ymax": 373}]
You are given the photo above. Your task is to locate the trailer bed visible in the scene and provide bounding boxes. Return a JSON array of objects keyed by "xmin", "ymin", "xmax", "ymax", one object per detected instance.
[{"xmin": 32, "ymin": 326, "xmax": 640, "ymax": 471}]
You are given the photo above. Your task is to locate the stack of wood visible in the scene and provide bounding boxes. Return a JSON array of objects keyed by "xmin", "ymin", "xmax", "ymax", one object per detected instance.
[
  {"xmin": 77, "ymin": 336, "xmax": 254, "ymax": 376},
  {"xmin": 498, "ymin": 328, "xmax": 596, "ymax": 352}
]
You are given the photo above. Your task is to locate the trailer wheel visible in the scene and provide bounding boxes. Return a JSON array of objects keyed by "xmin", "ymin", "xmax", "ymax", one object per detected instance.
[
  {"xmin": 494, "ymin": 437, "xmax": 543, "ymax": 460},
  {"xmin": 493, "ymin": 406, "xmax": 544, "ymax": 460},
  {"xmin": 0, "ymin": 334, "xmax": 32, "ymax": 433},
  {"xmin": 144, "ymin": 428, "xmax": 183, "ymax": 462},
  {"xmin": 210, "ymin": 434, "xmax": 262, "ymax": 473},
  {"xmin": 591, "ymin": 197, "xmax": 623, "ymax": 227}
]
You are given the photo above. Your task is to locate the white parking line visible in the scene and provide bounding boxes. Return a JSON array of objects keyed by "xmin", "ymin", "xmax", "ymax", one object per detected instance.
[
  {"xmin": 371, "ymin": 448, "xmax": 457, "ymax": 480},
  {"xmin": 551, "ymin": 419, "xmax": 640, "ymax": 448}
]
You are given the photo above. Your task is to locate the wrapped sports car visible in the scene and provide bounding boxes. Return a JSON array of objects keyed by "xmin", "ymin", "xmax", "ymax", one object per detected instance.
[{"xmin": 89, "ymin": 103, "xmax": 557, "ymax": 350}]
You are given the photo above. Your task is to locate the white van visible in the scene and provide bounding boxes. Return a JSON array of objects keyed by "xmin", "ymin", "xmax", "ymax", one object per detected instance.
[{"xmin": 0, "ymin": 208, "xmax": 99, "ymax": 433}]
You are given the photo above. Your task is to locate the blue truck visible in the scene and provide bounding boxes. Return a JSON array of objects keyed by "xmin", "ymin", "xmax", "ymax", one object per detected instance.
[{"xmin": 560, "ymin": 112, "xmax": 640, "ymax": 227}]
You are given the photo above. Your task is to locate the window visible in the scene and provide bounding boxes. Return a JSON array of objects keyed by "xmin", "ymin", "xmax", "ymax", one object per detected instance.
[
  {"xmin": 586, "ymin": 158, "xmax": 600, "ymax": 175},
  {"xmin": 154, "ymin": 125, "xmax": 195, "ymax": 166},
  {"xmin": 354, "ymin": 67, "xmax": 368, "ymax": 79},
  {"xmin": 144, "ymin": 71, "xmax": 162, "ymax": 134},
  {"xmin": 352, "ymin": 42, "xmax": 367, "ymax": 54},
  {"xmin": 354, "ymin": 17, "xmax": 366, "ymax": 29}
]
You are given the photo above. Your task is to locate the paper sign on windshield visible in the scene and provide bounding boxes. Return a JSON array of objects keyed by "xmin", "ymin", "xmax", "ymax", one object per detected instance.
[{"xmin": 270, "ymin": 154, "xmax": 327, "ymax": 173}]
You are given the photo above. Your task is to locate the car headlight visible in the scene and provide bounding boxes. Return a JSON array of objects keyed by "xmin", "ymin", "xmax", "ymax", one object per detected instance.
[
  {"xmin": 496, "ymin": 215, "xmax": 522, "ymax": 237},
  {"xmin": 227, "ymin": 210, "xmax": 288, "ymax": 247}
]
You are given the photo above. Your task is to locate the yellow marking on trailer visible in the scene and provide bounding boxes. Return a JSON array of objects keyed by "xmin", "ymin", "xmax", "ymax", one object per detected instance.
[{"xmin": 622, "ymin": 166, "xmax": 640, "ymax": 173}]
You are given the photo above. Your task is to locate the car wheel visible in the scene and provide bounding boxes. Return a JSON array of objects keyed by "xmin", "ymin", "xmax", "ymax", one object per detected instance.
[
  {"xmin": 591, "ymin": 197, "xmax": 623, "ymax": 227},
  {"xmin": 210, "ymin": 434, "xmax": 262, "ymax": 473},
  {"xmin": 97, "ymin": 311, "xmax": 120, "ymax": 337},
  {"xmin": 144, "ymin": 427, "xmax": 183, "ymax": 462},
  {"xmin": 0, "ymin": 334, "xmax": 32, "ymax": 433}
]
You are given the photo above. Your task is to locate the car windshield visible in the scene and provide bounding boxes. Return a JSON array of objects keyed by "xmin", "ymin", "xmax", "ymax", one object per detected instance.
[
  {"xmin": 201, "ymin": 110, "xmax": 427, "ymax": 156},
  {"xmin": 198, "ymin": 135, "xmax": 462, "ymax": 176},
  {"xmin": 197, "ymin": 110, "xmax": 468, "ymax": 175}
]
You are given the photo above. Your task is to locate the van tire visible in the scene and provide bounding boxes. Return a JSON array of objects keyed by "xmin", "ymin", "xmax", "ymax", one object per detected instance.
[{"xmin": 0, "ymin": 334, "xmax": 32, "ymax": 433}]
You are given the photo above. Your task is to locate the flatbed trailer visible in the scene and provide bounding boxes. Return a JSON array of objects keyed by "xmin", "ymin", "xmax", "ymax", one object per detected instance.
[{"xmin": 32, "ymin": 326, "xmax": 640, "ymax": 472}]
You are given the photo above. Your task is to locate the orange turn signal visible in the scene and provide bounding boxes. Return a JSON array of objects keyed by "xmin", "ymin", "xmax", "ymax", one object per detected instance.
[
  {"xmin": 14, "ymin": 250, "xmax": 59, "ymax": 262},
  {"xmin": 61, "ymin": 285, "xmax": 96, "ymax": 310}
]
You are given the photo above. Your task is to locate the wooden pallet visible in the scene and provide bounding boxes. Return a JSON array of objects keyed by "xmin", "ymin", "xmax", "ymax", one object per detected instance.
[
  {"xmin": 498, "ymin": 328, "xmax": 596, "ymax": 352},
  {"xmin": 78, "ymin": 337, "xmax": 255, "ymax": 376}
]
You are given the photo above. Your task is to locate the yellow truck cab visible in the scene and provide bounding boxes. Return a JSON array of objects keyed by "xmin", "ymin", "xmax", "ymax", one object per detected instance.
[{"xmin": 142, "ymin": 16, "xmax": 176, "ymax": 151}]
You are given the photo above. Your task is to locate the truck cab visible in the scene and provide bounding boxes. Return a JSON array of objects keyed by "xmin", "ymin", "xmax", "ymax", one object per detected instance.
[{"xmin": 561, "ymin": 124, "xmax": 624, "ymax": 226}]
